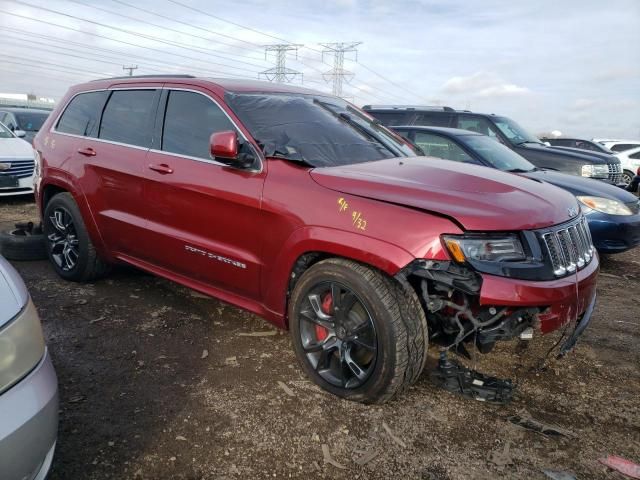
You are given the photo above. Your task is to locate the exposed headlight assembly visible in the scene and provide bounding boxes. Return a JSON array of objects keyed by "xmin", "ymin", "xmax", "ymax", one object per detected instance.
[
  {"xmin": 443, "ymin": 234, "xmax": 526, "ymax": 263},
  {"xmin": 577, "ymin": 196, "xmax": 632, "ymax": 216},
  {"xmin": 581, "ymin": 164, "xmax": 609, "ymax": 179}
]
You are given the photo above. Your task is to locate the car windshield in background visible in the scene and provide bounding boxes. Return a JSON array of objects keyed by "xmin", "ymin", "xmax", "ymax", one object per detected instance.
[
  {"xmin": 493, "ymin": 117, "xmax": 542, "ymax": 146},
  {"xmin": 225, "ymin": 93, "xmax": 416, "ymax": 167},
  {"xmin": 460, "ymin": 135, "xmax": 537, "ymax": 172},
  {"xmin": 15, "ymin": 112, "xmax": 48, "ymax": 131},
  {"xmin": 0, "ymin": 122, "xmax": 13, "ymax": 139}
]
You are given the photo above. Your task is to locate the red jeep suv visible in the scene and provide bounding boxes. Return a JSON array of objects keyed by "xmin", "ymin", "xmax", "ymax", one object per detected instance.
[{"xmin": 33, "ymin": 76, "xmax": 598, "ymax": 403}]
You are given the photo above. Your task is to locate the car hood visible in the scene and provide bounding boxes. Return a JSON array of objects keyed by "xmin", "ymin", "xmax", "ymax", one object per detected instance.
[
  {"xmin": 310, "ymin": 157, "xmax": 580, "ymax": 231},
  {"xmin": 0, "ymin": 137, "xmax": 34, "ymax": 158},
  {"xmin": 0, "ymin": 256, "xmax": 28, "ymax": 327},
  {"xmin": 522, "ymin": 143, "xmax": 618, "ymax": 164},
  {"xmin": 523, "ymin": 169, "xmax": 640, "ymax": 203}
]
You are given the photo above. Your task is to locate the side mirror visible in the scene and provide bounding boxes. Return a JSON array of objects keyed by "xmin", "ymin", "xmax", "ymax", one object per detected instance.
[
  {"xmin": 210, "ymin": 130, "xmax": 239, "ymax": 160},
  {"xmin": 210, "ymin": 130, "xmax": 256, "ymax": 169},
  {"xmin": 14, "ymin": 129, "xmax": 26, "ymax": 138}
]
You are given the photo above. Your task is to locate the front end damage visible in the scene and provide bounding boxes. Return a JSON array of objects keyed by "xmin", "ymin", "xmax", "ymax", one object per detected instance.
[{"xmin": 397, "ymin": 256, "xmax": 598, "ymax": 403}]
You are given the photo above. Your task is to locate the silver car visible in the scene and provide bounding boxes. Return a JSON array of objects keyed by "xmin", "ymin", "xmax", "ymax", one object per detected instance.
[{"xmin": 0, "ymin": 255, "xmax": 58, "ymax": 479}]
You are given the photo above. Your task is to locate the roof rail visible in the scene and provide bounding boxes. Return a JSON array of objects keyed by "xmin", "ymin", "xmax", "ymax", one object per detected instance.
[
  {"xmin": 362, "ymin": 105, "xmax": 455, "ymax": 112},
  {"xmin": 91, "ymin": 74, "xmax": 197, "ymax": 82}
]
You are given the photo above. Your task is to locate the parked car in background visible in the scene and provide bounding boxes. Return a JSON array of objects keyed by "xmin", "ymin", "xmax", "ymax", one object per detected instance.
[
  {"xmin": 0, "ymin": 255, "xmax": 58, "ymax": 479},
  {"xmin": 613, "ymin": 146, "xmax": 640, "ymax": 186},
  {"xmin": 0, "ymin": 108, "xmax": 51, "ymax": 144},
  {"xmin": 33, "ymin": 76, "xmax": 598, "ymax": 403},
  {"xmin": 0, "ymin": 121, "xmax": 36, "ymax": 196},
  {"xmin": 595, "ymin": 139, "xmax": 640, "ymax": 153},
  {"xmin": 364, "ymin": 106, "xmax": 623, "ymax": 184},
  {"xmin": 393, "ymin": 126, "xmax": 640, "ymax": 254},
  {"xmin": 542, "ymin": 137, "xmax": 612, "ymax": 154}
]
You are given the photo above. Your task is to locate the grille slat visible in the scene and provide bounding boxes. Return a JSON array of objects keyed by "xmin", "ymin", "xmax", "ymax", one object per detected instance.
[
  {"xmin": 0, "ymin": 159, "xmax": 35, "ymax": 180},
  {"xmin": 542, "ymin": 216, "xmax": 594, "ymax": 277},
  {"xmin": 608, "ymin": 163, "xmax": 622, "ymax": 183}
]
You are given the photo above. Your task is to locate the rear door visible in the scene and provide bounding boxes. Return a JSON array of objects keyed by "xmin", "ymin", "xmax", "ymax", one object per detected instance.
[
  {"xmin": 55, "ymin": 87, "xmax": 161, "ymax": 259},
  {"xmin": 142, "ymin": 86, "xmax": 266, "ymax": 299}
]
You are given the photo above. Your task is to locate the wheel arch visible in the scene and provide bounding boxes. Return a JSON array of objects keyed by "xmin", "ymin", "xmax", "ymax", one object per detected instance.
[{"xmin": 262, "ymin": 226, "xmax": 416, "ymax": 328}]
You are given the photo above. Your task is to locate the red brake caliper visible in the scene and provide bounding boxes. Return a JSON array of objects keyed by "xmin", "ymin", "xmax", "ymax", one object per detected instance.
[{"xmin": 315, "ymin": 292, "xmax": 333, "ymax": 341}]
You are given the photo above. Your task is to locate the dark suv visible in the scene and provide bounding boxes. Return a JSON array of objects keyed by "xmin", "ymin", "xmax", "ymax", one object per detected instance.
[
  {"xmin": 364, "ymin": 106, "xmax": 623, "ymax": 184},
  {"xmin": 33, "ymin": 76, "xmax": 598, "ymax": 403}
]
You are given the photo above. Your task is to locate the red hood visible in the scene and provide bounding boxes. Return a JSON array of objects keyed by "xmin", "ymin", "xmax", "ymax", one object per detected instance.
[{"xmin": 310, "ymin": 157, "xmax": 580, "ymax": 231}]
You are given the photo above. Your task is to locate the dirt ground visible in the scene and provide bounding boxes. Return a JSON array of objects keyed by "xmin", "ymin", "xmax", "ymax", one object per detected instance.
[{"xmin": 1, "ymin": 196, "xmax": 639, "ymax": 480}]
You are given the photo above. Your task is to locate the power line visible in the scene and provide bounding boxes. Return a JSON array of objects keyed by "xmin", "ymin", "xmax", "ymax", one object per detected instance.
[
  {"xmin": 6, "ymin": 0, "xmax": 266, "ymax": 74},
  {"xmin": 1, "ymin": 10, "xmax": 265, "ymax": 77},
  {"xmin": 0, "ymin": 55, "xmax": 112, "ymax": 77},
  {"xmin": 65, "ymin": 0, "xmax": 268, "ymax": 63},
  {"xmin": 122, "ymin": 65, "xmax": 138, "ymax": 76},
  {"xmin": 260, "ymin": 45, "xmax": 304, "ymax": 83}
]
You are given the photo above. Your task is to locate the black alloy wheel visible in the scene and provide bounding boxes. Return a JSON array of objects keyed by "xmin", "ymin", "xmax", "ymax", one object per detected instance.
[
  {"xmin": 298, "ymin": 281, "xmax": 377, "ymax": 389},
  {"xmin": 46, "ymin": 207, "xmax": 80, "ymax": 272}
]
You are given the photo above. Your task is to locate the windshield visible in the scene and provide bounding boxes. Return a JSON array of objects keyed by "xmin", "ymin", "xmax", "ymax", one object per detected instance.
[
  {"xmin": 225, "ymin": 93, "xmax": 416, "ymax": 167},
  {"xmin": 0, "ymin": 122, "xmax": 13, "ymax": 139},
  {"xmin": 15, "ymin": 112, "xmax": 48, "ymax": 131},
  {"xmin": 460, "ymin": 134, "xmax": 536, "ymax": 172},
  {"xmin": 492, "ymin": 116, "xmax": 541, "ymax": 146}
]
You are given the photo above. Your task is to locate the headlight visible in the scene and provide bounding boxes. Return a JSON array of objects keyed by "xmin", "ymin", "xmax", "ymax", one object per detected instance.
[
  {"xmin": 443, "ymin": 234, "xmax": 526, "ymax": 263},
  {"xmin": 581, "ymin": 164, "xmax": 609, "ymax": 179},
  {"xmin": 577, "ymin": 196, "xmax": 633, "ymax": 215}
]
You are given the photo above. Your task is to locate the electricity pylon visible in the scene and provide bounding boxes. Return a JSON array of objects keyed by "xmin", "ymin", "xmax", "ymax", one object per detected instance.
[
  {"xmin": 259, "ymin": 44, "xmax": 303, "ymax": 83},
  {"xmin": 320, "ymin": 42, "xmax": 361, "ymax": 97}
]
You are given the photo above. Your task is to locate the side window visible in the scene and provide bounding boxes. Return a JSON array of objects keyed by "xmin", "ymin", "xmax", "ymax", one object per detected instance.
[
  {"xmin": 413, "ymin": 112, "xmax": 453, "ymax": 127},
  {"xmin": 612, "ymin": 143, "xmax": 638, "ymax": 152},
  {"xmin": 56, "ymin": 91, "xmax": 109, "ymax": 137},
  {"xmin": 456, "ymin": 115, "xmax": 501, "ymax": 140},
  {"xmin": 161, "ymin": 90, "xmax": 235, "ymax": 160},
  {"xmin": 630, "ymin": 151, "xmax": 640, "ymax": 160},
  {"xmin": 413, "ymin": 132, "xmax": 475, "ymax": 163},
  {"xmin": 99, "ymin": 90, "xmax": 157, "ymax": 147},
  {"xmin": 366, "ymin": 111, "xmax": 411, "ymax": 126}
]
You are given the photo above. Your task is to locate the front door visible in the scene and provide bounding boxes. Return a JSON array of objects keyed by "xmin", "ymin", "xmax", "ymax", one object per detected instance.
[{"xmin": 143, "ymin": 87, "xmax": 265, "ymax": 300}]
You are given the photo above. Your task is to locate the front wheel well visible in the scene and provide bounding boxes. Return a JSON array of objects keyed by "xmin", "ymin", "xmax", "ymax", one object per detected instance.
[{"xmin": 41, "ymin": 184, "xmax": 68, "ymax": 213}]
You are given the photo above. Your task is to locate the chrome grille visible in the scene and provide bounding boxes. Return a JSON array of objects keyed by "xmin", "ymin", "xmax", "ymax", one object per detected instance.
[
  {"xmin": 0, "ymin": 159, "xmax": 35, "ymax": 179},
  {"xmin": 542, "ymin": 216, "xmax": 594, "ymax": 277},
  {"xmin": 608, "ymin": 162, "xmax": 622, "ymax": 184}
]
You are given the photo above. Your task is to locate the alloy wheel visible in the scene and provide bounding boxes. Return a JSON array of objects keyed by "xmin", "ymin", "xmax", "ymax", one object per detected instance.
[
  {"xmin": 47, "ymin": 207, "xmax": 80, "ymax": 272},
  {"xmin": 298, "ymin": 281, "xmax": 377, "ymax": 389}
]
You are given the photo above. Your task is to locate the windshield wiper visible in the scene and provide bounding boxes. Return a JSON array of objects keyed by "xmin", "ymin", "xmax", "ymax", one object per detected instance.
[
  {"xmin": 506, "ymin": 168, "xmax": 535, "ymax": 173},
  {"xmin": 313, "ymin": 100, "xmax": 396, "ymax": 156},
  {"xmin": 516, "ymin": 140, "xmax": 543, "ymax": 146}
]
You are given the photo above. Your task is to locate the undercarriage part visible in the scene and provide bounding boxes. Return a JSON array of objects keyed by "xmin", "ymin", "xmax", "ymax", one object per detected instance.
[
  {"xmin": 431, "ymin": 351, "xmax": 514, "ymax": 404},
  {"xmin": 399, "ymin": 260, "xmax": 540, "ymax": 354}
]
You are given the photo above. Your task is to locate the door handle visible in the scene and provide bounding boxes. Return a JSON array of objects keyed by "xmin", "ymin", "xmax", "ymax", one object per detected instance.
[
  {"xmin": 148, "ymin": 163, "xmax": 174, "ymax": 174},
  {"xmin": 77, "ymin": 147, "xmax": 96, "ymax": 156}
]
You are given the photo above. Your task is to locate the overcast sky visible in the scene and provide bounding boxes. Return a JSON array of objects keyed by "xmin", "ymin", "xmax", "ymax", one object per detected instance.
[{"xmin": 1, "ymin": 0, "xmax": 639, "ymax": 138}]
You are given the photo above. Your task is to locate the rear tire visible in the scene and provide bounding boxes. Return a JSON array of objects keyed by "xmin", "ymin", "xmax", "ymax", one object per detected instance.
[
  {"xmin": 43, "ymin": 192, "xmax": 110, "ymax": 282},
  {"xmin": 289, "ymin": 258, "xmax": 428, "ymax": 404}
]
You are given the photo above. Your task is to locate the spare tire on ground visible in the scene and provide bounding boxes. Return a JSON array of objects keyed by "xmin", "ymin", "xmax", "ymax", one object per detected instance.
[{"xmin": 0, "ymin": 221, "xmax": 48, "ymax": 261}]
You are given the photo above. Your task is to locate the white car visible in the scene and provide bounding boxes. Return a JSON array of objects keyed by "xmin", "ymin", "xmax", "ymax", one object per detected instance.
[
  {"xmin": 594, "ymin": 139, "xmax": 640, "ymax": 153},
  {"xmin": 614, "ymin": 146, "xmax": 640, "ymax": 185},
  {"xmin": 0, "ymin": 121, "xmax": 35, "ymax": 196}
]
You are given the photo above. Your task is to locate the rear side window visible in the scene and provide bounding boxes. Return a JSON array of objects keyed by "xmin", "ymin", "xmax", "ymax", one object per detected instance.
[
  {"xmin": 57, "ymin": 91, "xmax": 109, "ymax": 137},
  {"xmin": 99, "ymin": 90, "xmax": 157, "ymax": 147},
  {"xmin": 161, "ymin": 90, "xmax": 235, "ymax": 159},
  {"xmin": 630, "ymin": 151, "xmax": 640, "ymax": 160},
  {"xmin": 612, "ymin": 143, "xmax": 640, "ymax": 152},
  {"xmin": 413, "ymin": 112, "xmax": 453, "ymax": 127}
]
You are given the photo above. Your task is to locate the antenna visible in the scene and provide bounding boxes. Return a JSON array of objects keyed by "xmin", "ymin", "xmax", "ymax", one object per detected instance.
[
  {"xmin": 259, "ymin": 44, "xmax": 303, "ymax": 83},
  {"xmin": 319, "ymin": 42, "xmax": 362, "ymax": 97}
]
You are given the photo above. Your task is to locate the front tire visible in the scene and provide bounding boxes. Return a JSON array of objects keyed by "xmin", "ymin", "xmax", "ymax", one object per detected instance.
[
  {"xmin": 289, "ymin": 258, "xmax": 428, "ymax": 404},
  {"xmin": 43, "ymin": 192, "xmax": 110, "ymax": 282},
  {"xmin": 622, "ymin": 170, "xmax": 635, "ymax": 186}
]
